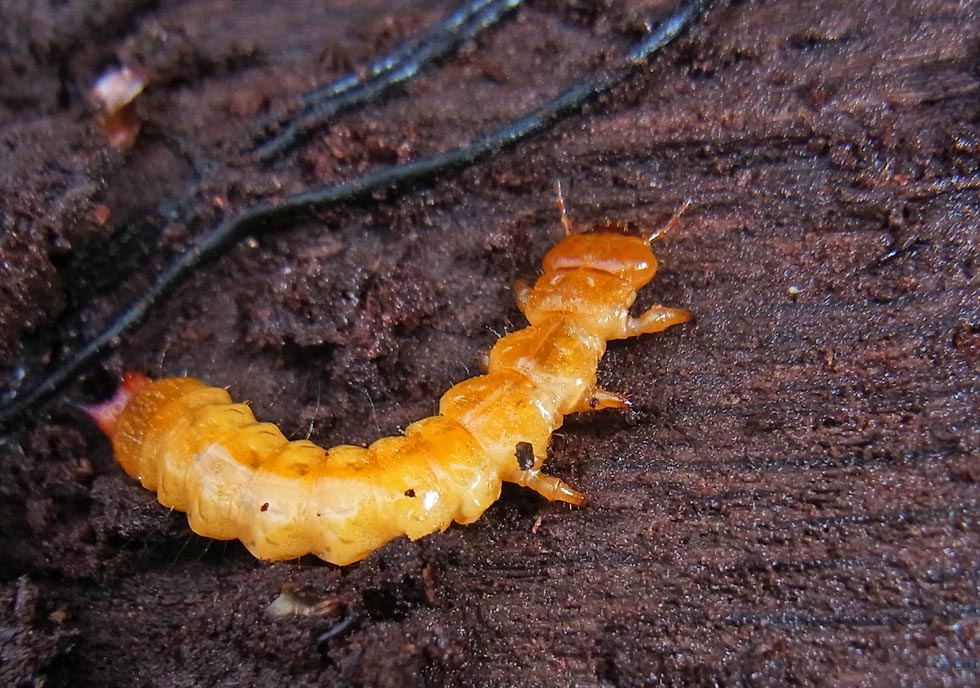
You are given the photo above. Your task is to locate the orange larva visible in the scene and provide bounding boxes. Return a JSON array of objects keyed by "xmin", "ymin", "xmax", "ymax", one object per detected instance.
[{"xmin": 88, "ymin": 210, "xmax": 692, "ymax": 566}]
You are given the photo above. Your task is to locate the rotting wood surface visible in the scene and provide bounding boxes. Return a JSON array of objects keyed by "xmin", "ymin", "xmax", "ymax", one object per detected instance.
[{"xmin": 1, "ymin": 1, "xmax": 979, "ymax": 686}]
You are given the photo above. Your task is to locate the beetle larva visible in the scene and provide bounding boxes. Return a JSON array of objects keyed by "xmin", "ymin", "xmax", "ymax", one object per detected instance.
[{"xmin": 88, "ymin": 216, "xmax": 691, "ymax": 565}]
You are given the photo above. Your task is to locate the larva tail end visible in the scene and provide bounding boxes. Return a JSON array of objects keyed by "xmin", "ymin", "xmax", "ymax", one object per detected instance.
[{"xmin": 82, "ymin": 371, "xmax": 152, "ymax": 438}]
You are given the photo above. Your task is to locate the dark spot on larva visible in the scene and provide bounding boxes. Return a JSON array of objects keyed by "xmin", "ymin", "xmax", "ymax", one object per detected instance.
[
  {"xmin": 261, "ymin": 502, "xmax": 270, "ymax": 512},
  {"xmin": 515, "ymin": 442, "xmax": 534, "ymax": 470},
  {"xmin": 589, "ymin": 396, "xmax": 599, "ymax": 409},
  {"xmin": 404, "ymin": 489, "xmax": 416, "ymax": 498}
]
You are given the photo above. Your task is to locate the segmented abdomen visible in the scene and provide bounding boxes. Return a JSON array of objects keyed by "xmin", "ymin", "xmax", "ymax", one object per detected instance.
[{"xmin": 112, "ymin": 377, "xmax": 507, "ymax": 564}]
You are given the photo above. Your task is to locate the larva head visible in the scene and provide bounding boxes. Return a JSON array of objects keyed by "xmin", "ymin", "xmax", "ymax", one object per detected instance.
[{"xmin": 541, "ymin": 232, "xmax": 658, "ymax": 288}]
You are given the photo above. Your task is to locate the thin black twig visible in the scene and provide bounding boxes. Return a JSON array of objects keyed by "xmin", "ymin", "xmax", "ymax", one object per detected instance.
[
  {"xmin": 0, "ymin": 0, "xmax": 709, "ymax": 423},
  {"xmin": 250, "ymin": 0, "xmax": 524, "ymax": 161}
]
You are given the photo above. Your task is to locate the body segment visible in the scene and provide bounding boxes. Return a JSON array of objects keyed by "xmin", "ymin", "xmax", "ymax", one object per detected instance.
[{"xmin": 91, "ymin": 223, "xmax": 691, "ymax": 565}]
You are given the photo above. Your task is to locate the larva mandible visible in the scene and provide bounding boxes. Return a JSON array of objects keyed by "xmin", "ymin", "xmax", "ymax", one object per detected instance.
[{"xmin": 88, "ymin": 209, "xmax": 692, "ymax": 566}]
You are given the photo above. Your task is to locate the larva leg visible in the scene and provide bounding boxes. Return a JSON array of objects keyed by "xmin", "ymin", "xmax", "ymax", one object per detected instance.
[
  {"xmin": 505, "ymin": 441, "xmax": 586, "ymax": 505},
  {"xmin": 507, "ymin": 466, "xmax": 586, "ymax": 506},
  {"xmin": 570, "ymin": 388, "xmax": 629, "ymax": 413},
  {"xmin": 620, "ymin": 305, "xmax": 692, "ymax": 338}
]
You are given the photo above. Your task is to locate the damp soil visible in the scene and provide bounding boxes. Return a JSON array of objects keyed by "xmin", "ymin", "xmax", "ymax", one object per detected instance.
[{"xmin": 2, "ymin": 1, "xmax": 980, "ymax": 686}]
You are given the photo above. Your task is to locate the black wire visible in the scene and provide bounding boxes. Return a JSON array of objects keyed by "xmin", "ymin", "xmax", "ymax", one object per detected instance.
[
  {"xmin": 251, "ymin": 0, "xmax": 524, "ymax": 161},
  {"xmin": 0, "ymin": 0, "xmax": 709, "ymax": 423}
]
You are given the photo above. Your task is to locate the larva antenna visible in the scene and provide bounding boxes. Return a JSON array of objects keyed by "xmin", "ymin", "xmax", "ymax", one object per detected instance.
[
  {"xmin": 647, "ymin": 198, "xmax": 692, "ymax": 244},
  {"xmin": 555, "ymin": 179, "xmax": 575, "ymax": 236}
]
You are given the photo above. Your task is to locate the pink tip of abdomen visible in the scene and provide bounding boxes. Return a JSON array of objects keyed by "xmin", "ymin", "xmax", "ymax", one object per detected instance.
[{"xmin": 82, "ymin": 371, "xmax": 152, "ymax": 438}]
